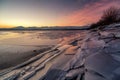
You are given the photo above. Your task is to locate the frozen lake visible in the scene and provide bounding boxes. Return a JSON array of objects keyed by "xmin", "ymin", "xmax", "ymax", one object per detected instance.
[{"xmin": 0, "ymin": 30, "xmax": 83, "ymax": 70}]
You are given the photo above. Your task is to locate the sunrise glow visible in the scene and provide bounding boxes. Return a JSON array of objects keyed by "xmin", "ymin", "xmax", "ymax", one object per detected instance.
[{"xmin": 0, "ymin": 0, "xmax": 120, "ymax": 28}]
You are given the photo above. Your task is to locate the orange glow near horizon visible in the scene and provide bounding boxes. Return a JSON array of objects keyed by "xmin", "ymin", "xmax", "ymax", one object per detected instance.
[{"xmin": 0, "ymin": 24, "xmax": 13, "ymax": 28}]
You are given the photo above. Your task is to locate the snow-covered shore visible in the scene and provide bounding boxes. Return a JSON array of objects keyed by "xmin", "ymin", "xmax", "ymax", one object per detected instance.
[{"xmin": 42, "ymin": 24, "xmax": 120, "ymax": 80}]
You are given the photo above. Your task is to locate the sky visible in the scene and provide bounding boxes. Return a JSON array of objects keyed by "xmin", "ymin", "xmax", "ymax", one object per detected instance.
[{"xmin": 0, "ymin": 0, "xmax": 120, "ymax": 28}]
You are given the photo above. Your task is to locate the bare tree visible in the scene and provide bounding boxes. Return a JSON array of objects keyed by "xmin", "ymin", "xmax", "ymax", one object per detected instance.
[
  {"xmin": 100, "ymin": 6, "xmax": 120, "ymax": 24},
  {"xmin": 90, "ymin": 6, "xmax": 120, "ymax": 30}
]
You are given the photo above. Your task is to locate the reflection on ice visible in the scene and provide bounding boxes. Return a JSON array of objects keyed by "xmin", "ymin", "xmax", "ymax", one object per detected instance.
[{"xmin": 0, "ymin": 30, "xmax": 83, "ymax": 70}]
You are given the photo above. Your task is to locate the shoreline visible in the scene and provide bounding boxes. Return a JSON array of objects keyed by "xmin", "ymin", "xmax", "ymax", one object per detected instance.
[{"xmin": 0, "ymin": 45, "xmax": 53, "ymax": 71}]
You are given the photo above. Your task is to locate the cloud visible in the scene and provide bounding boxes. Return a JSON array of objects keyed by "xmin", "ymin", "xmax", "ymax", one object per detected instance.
[{"xmin": 58, "ymin": 0, "xmax": 120, "ymax": 26}]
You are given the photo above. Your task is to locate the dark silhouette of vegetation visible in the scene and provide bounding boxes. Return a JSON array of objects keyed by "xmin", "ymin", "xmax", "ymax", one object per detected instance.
[{"xmin": 90, "ymin": 6, "xmax": 120, "ymax": 30}]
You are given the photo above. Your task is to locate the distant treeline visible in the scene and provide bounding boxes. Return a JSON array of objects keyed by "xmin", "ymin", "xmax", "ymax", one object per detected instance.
[{"xmin": 0, "ymin": 26, "xmax": 90, "ymax": 31}]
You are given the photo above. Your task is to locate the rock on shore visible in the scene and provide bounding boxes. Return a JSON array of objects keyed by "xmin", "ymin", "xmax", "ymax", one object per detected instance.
[{"xmin": 42, "ymin": 23, "xmax": 120, "ymax": 80}]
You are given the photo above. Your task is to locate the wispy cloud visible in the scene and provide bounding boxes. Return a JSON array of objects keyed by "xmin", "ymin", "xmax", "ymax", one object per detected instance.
[{"xmin": 58, "ymin": 0, "xmax": 120, "ymax": 26}]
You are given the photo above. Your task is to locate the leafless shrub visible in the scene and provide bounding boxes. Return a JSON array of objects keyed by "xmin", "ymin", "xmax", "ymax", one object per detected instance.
[
  {"xmin": 100, "ymin": 6, "xmax": 120, "ymax": 24},
  {"xmin": 90, "ymin": 6, "xmax": 120, "ymax": 30}
]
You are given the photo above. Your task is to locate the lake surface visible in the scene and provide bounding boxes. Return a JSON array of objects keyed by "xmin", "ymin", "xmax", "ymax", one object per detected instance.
[{"xmin": 0, "ymin": 30, "xmax": 83, "ymax": 70}]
